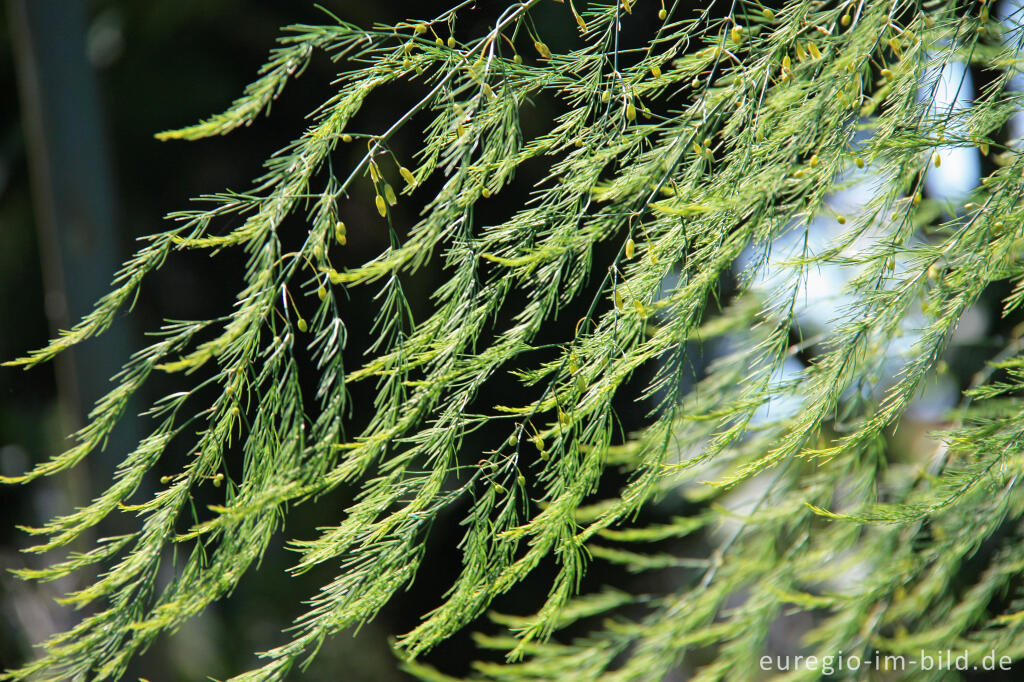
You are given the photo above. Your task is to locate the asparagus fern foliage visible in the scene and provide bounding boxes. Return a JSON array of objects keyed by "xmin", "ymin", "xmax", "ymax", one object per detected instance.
[{"xmin": 5, "ymin": 0, "xmax": 1024, "ymax": 679}]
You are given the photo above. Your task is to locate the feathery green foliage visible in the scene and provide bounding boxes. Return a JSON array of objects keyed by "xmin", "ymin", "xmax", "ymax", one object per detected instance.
[{"xmin": 6, "ymin": 0, "xmax": 1024, "ymax": 679}]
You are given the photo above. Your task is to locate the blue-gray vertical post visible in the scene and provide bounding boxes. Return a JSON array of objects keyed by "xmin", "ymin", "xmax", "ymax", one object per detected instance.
[{"xmin": 8, "ymin": 0, "xmax": 135, "ymax": 485}]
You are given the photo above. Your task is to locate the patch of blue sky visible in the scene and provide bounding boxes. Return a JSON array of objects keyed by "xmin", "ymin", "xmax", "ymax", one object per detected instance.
[{"xmin": 917, "ymin": 58, "xmax": 979, "ymax": 205}]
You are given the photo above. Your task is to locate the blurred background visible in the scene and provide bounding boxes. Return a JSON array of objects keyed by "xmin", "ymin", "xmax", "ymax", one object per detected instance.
[{"xmin": 0, "ymin": 1, "xmax": 1020, "ymax": 680}]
